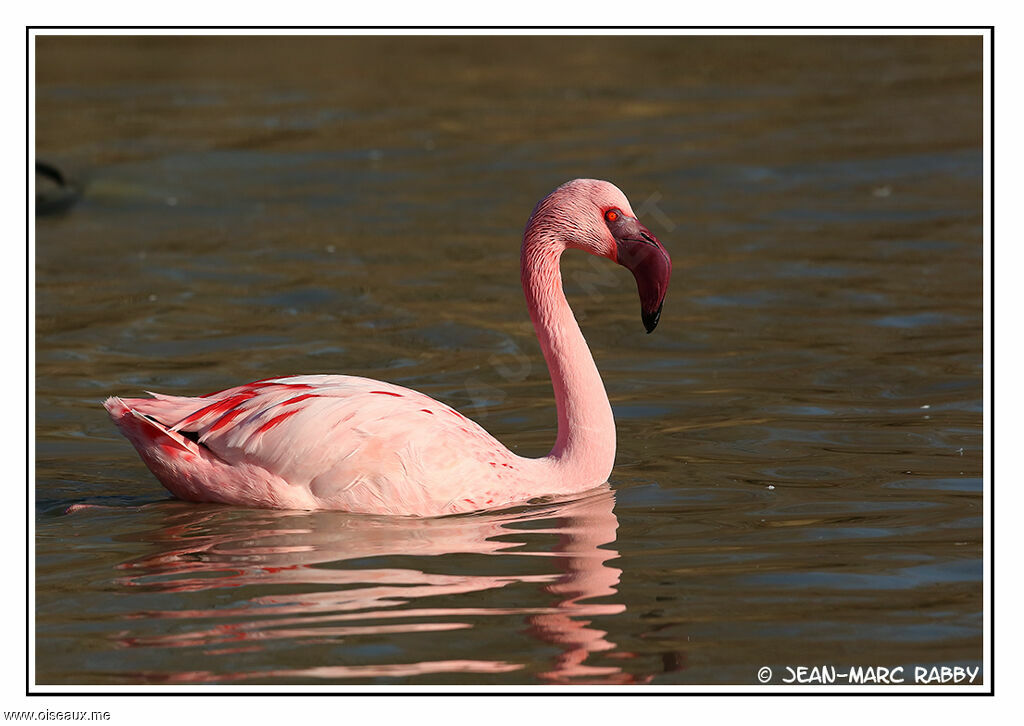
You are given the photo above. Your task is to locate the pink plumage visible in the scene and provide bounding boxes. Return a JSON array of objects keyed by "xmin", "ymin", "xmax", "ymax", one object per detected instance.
[{"xmin": 105, "ymin": 179, "xmax": 672, "ymax": 516}]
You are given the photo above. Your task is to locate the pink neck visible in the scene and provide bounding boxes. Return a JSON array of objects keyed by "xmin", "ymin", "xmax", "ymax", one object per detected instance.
[{"xmin": 521, "ymin": 229, "xmax": 616, "ymax": 489}]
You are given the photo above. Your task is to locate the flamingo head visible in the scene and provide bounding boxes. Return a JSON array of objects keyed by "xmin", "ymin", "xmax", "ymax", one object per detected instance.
[{"xmin": 533, "ymin": 179, "xmax": 672, "ymax": 333}]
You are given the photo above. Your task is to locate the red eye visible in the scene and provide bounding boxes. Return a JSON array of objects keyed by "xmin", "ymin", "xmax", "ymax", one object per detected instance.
[{"xmin": 605, "ymin": 209, "xmax": 619, "ymax": 222}]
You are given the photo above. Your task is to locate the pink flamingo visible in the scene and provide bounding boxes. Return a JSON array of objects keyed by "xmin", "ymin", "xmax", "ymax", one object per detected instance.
[{"xmin": 105, "ymin": 179, "xmax": 671, "ymax": 516}]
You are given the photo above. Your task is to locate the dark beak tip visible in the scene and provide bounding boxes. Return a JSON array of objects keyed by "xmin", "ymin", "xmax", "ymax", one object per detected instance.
[{"xmin": 641, "ymin": 304, "xmax": 663, "ymax": 334}]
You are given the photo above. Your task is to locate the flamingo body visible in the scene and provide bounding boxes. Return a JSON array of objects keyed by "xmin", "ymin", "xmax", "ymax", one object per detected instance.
[
  {"xmin": 106, "ymin": 179, "xmax": 672, "ymax": 516},
  {"xmin": 105, "ymin": 375, "xmax": 543, "ymax": 515}
]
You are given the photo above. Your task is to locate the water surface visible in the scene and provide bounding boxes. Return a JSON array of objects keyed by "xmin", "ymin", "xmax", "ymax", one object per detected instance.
[{"xmin": 35, "ymin": 35, "xmax": 983, "ymax": 686}]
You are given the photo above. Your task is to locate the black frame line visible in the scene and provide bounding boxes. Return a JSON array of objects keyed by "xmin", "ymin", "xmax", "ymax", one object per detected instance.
[{"xmin": 25, "ymin": 24, "xmax": 999, "ymax": 696}]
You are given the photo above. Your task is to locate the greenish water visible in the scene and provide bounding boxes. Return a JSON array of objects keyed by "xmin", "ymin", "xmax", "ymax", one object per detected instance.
[{"xmin": 35, "ymin": 34, "xmax": 984, "ymax": 686}]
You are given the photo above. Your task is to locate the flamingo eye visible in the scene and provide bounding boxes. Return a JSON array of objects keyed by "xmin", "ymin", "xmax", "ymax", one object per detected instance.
[{"xmin": 605, "ymin": 209, "xmax": 620, "ymax": 222}]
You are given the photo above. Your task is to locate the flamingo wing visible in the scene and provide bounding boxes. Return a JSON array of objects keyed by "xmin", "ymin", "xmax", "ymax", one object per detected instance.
[{"xmin": 106, "ymin": 375, "xmax": 517, "ymax": 514}]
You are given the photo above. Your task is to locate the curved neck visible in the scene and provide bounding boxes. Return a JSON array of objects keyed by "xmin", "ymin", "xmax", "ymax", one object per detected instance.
[{"xmin": 521, "ymin": 230, "xmax": 616, "ymax": 487}]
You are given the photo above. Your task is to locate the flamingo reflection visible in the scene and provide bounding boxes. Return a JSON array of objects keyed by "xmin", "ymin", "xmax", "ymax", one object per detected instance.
[{"xmin": 111, "ymin": 485, "xmax": 650, "ymax": 683}]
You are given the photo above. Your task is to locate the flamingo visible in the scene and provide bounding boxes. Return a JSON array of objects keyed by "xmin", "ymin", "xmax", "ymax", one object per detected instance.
[{"xmin": 105, "ymin": 179, "xmax": 672, "ymax": 516}]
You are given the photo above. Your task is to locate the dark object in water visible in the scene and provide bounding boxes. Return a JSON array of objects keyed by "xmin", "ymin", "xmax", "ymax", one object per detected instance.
[{"xmin": 36, "ymin": 160, "xmax": 82, "ymax": 215}]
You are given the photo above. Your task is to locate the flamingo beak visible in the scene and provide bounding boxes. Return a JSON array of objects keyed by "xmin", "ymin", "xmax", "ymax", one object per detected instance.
[{"xmin": 613, "ymin": 218, "xmax": 672, "ymax": 333}]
